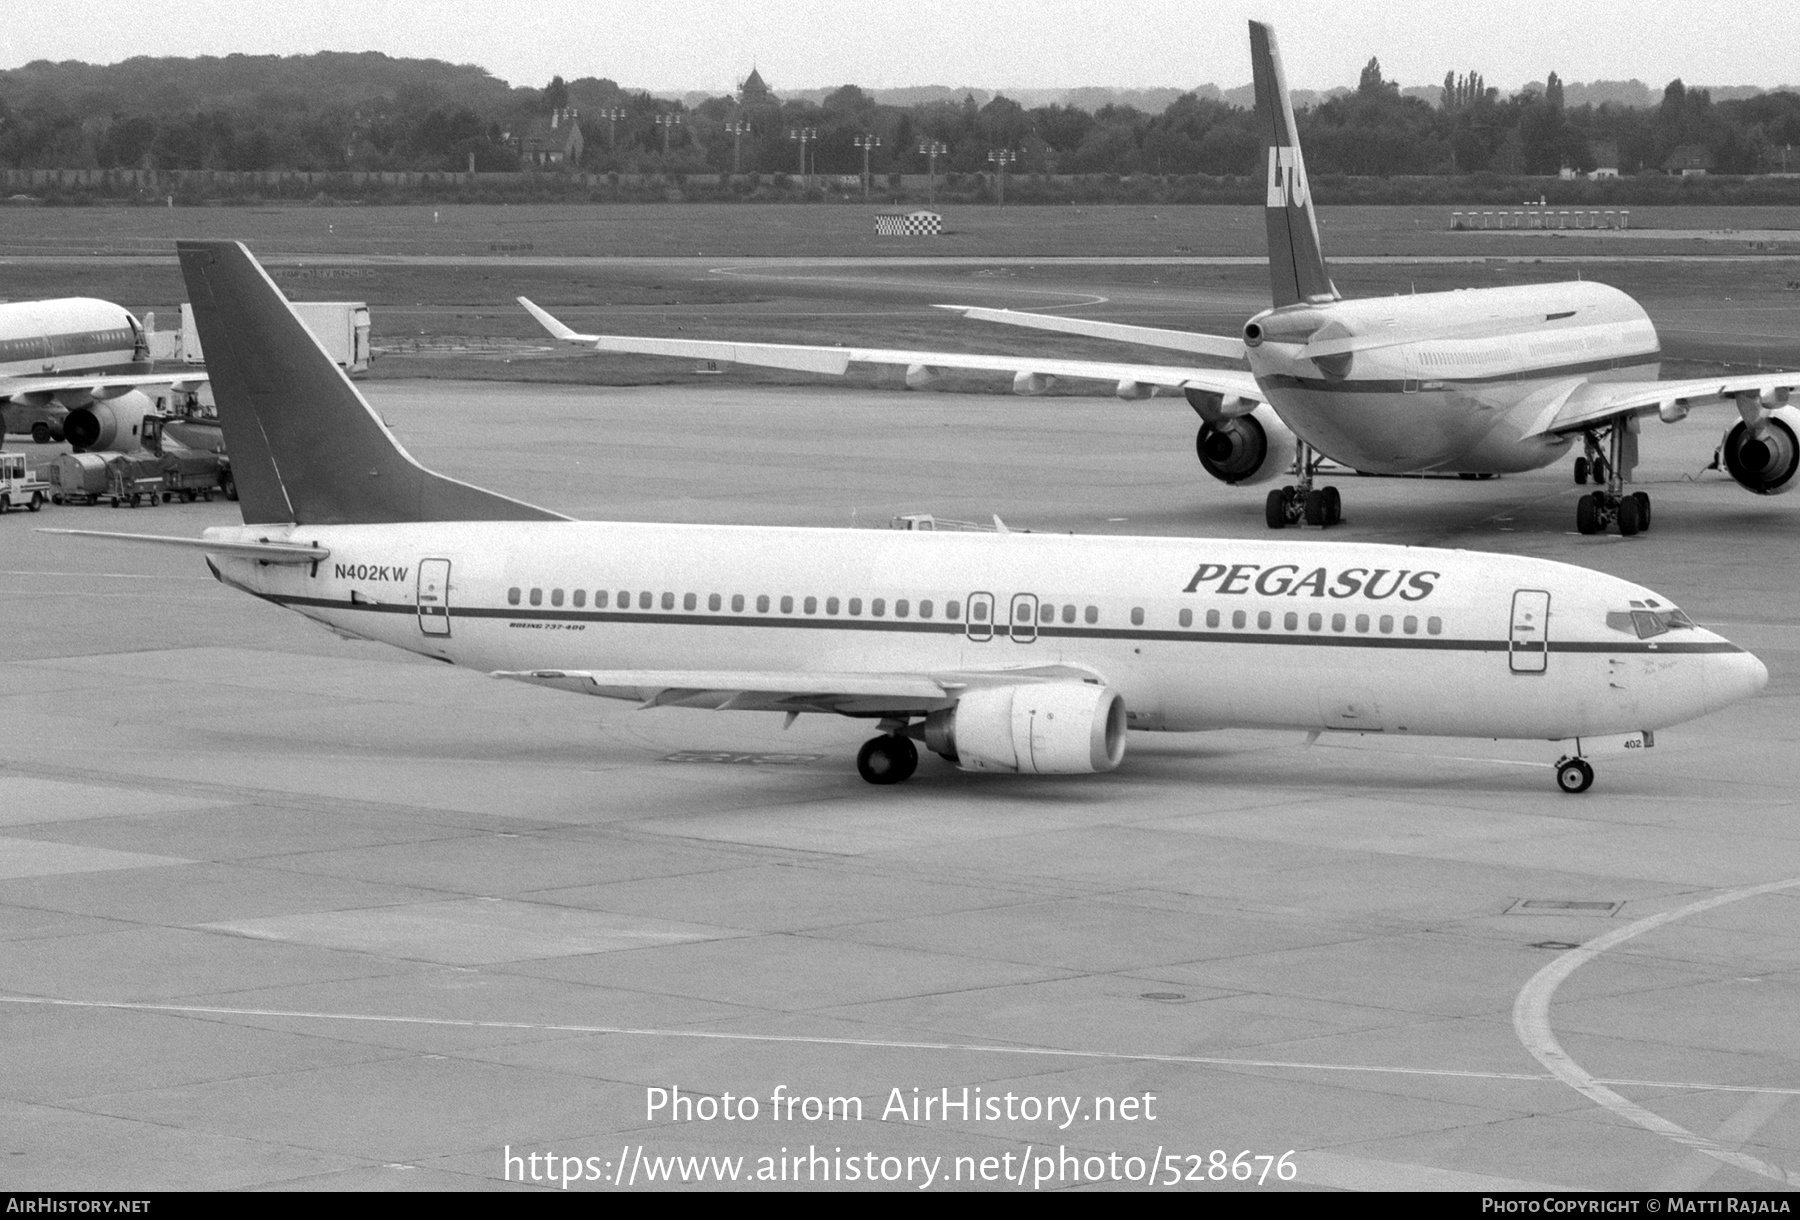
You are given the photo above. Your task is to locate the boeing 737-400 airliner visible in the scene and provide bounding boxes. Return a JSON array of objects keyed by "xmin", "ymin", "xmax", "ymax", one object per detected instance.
[
  {"xmin": 48, "ymin": 241, "xmax": 1767, "ymax": 792},
  {"xmin": 522, "ymin": 21, "xmax": 1800, "ymax": 539}
]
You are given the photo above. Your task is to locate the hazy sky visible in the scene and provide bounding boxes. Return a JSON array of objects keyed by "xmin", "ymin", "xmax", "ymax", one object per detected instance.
[{"xmin": 4, "ymin": 0, "xmax": 1794, "ymax": 94}]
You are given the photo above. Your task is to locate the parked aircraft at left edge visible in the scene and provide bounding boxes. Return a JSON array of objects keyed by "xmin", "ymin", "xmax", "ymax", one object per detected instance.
[
  {"xmin": 0, "ymin": 297, "xmax": 205, "ymax": 449},
  {"xmin": 45, "ymin": 241, "xmax": 1767, "ymax": 792}
]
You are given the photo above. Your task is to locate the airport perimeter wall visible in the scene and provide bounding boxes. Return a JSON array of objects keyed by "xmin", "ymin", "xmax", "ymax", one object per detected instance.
[{"xmin": 8, "ymin": 167, "xmax": 1800, "ymax": 207}]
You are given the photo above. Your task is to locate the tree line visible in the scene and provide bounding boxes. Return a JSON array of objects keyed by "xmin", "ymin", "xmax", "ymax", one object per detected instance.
[{"xmin": 3, "ymin": 51, "xmax": 1798, "ymax": 181}]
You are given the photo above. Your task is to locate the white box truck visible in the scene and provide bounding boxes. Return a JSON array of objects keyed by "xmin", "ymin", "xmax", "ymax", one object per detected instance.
[{"xmin": 178, "ymin": 301, "xmax": 371, "ymax": 372}]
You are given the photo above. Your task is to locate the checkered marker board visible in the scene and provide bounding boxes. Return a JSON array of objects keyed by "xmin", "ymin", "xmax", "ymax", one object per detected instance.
[{"xmin": 875, "ymin": 212, "xmax": 942, "ymax": 236}]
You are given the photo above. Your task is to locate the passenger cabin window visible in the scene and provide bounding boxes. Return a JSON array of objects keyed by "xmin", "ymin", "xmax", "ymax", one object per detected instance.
[
  {"xmin": 920, "ymin": 600, "xmax": 933, "ymax": 618},
  {"xmin": 683, "ymin": 593, "xmax": 696, "ymax": 610},
  {"xmin": 732, "ymin": 594, "xmax": 745, "ymax": 612},
  {"xmin": 873, "ymin": 599, "xmax": 886, "ymax": 617},
  {"xmin": 1427, "ymin": 616, "xmax": 1443, "ymax": 635},
  {"xmin": 971, "ymin": 602, "xmax": 988, "ymax": 622},
  {"xmin": 1062, "ymin": 605, "xmax": 1076, "ymax": 624},
  {"xmin": 1308, "ymin": 612, "xmax": 1322, "ymax": 631},
  {"xmin": 780, "ymin": 596, "xmax": 794, "ymax": 613},
  {"xmin": 596, "ymin": 591, "xmax": 609, "ymax": 609},
  {"xmin": 897, "ymin": 600, "xmax": 910, "ymax": 618},
  {"xmin": 804, "ymin": 596, "xmax": 817, "ymax": 614},
  {"xmin": 573, "ymin": 590, "xmax": 586, "ymax": 608},
  {"xmin": 1130, "ymin": 607, "xmax": 1145, "ymax": 626},
  {"xmin": 639, "ymin": 592, "xmax": 652, "ymax": 610},
  {"xmin": 659, "ymin": 592, "xmax": 673, "ymax": 610},
  {"xmin": 1379, "ymin": 614, "xmax": 1393, "ymax": 634},
  {"xmin": 1178, "ymin": 609, "xmax": 1192, "ymax": 628},
  {"xmin": 1403, "ymin": 615, "xmax": 1418, "ymax": 634},
  {"xmin": 1232, "ymin": 610, "xmax": 1246, "ymax": 629},
  {"xmin": 827, "ymin": 597, "xmax": 840, "ymax": 614},
  {"xmin": 946, "ymin": 601, "xmax": 961, "ymax": 620},
  {"xmin": 551, "ymin": 589, "xmax": 564, "ymax": 607},
  {"xmin": 849, "ymin": 598, "xmax": 863, "ymax": 616},
  {"xmin": 709, "ymin": 594, "xmax": 721, "ymax": 611},
  {"xmin": 1355, "ymin": 613, "xmax": 1368, "ymax": 632},
  {"xmin": 1084, "ymin": 605, "xmax": 1098, "ymax": 624},
  {"xmin": 508, "ymin": 587, "xmax": 521, "ymax": 606},
  {"xmin": 530, "ymin": 588, "xmax": 543, "ymax": 606},
  {"xmin": 757, "ymin": 595, "xmax": 770, "ymax": 612},
  {"xmin": 1284, "ymin": 612, "xmax": 1298, "ymax": 630}
]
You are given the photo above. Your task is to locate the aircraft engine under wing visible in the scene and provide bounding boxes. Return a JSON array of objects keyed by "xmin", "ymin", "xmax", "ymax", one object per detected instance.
[{"xmin": 519, "ymin": 297, "xmax": 1262, "ymax": 405}]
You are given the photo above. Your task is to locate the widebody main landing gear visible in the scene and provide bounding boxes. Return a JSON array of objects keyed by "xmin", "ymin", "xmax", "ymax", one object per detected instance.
[
  {"xmin": 1554, "ymin": 754, "xmax": 1595, "ymax": 794},
  {"xmin": 1573, "ymin": 420, "xmax": 1651, "ymax": 536},
  {"xmin": 856, "ymin": 733, "xmax": 918, "ymax": 784},
  {"xmin": 1264, "ymin": 439, "xmax": 1342, "ymax": 529}
]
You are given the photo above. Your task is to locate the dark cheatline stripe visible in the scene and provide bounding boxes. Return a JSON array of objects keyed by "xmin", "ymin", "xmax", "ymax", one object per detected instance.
[
  {"xmin": 262, "ymin": 594, "xmax": 1741, "ymax": 656},
  {"xmin": 1263, "ymin": 351, "xmax": 1661, "ymax": 394}
]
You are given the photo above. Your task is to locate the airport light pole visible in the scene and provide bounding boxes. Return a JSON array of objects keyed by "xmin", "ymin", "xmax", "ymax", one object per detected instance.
[
  {"xmin": 655, "ymin": 112, "xmax": 684, "ymax": 159},
  {"xmin": 987, "ymin": 148, "xmax": 1017, "ymax": 206},
  {"xmin": 788, "ymin": 127, "xmax": 818, "ymax": 188},
  {"xmin": 724, "ymin": 121, "xmax": 751, "ymax": 174},
  {"xmin": 854, "ymin": 134, "xmax": 881, "ymax": 199},
  {"xmin": 598, "ymin": 107, "xmax": 626, "ymax": 157},
  {"xmin": 918, "ymin": 140, "xmax": 947, "ymax": 205}
]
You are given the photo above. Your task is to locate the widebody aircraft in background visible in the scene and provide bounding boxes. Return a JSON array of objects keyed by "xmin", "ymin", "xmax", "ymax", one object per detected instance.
[
  {"xmin": 522, "ymin": 21, "xmax": 1800, "ymax": 538},
  {"xmin": 0, "ymin": 297, "xmax": 206, "ymax": 450},
  {"xmin": 45, "ymin": 241, "xmax": 1767, "ymax": 792}
]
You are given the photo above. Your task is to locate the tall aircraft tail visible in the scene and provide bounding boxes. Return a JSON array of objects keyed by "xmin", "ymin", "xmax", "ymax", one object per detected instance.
[
  {"xmin": 1250, "ymin": 21, "xmax": 1338, "ymax": 307},
  {"xmin": 176, "ymin": 240, "xmax": 565, "ymax": 526}
]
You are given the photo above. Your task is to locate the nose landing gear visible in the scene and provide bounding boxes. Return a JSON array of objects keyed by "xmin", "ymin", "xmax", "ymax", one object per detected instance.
[
  {"xmin": 1264, "ymin": 440, "xmax": 1342, "ymax": 529},
  {"xmin": 1554, "ymin": 755, "xmax": 1595, "ymax": 794}
]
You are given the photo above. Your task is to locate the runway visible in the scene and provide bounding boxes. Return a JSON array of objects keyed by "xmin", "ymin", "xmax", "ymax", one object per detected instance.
[{"xmin": 2, "ymin": 380, "xmax": 1796, "ymax": 1191}]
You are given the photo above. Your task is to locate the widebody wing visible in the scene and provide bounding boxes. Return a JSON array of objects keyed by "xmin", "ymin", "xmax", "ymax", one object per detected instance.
[
  {"xmin": 1, "ymin": 371, "xmax": 208, "ymax": 404},
  {"xmin": 519, "ymin": 297, "xmax": 1261, "ymax": 402},
  {"xmin": 1534, "ymin": 372, "xmax": 1800, "ymax": 437},
  {"xmin": 935, "ymin": 304, "xmax": 1249, "ymax": 361}
]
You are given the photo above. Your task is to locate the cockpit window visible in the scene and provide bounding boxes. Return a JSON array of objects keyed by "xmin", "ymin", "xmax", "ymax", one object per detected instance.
[{"xmin": 1606, "ymin": 604, "xmax": 1696, "ymax": 639}]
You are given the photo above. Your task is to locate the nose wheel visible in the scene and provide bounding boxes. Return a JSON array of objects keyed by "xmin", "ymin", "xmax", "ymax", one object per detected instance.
[
  {"xmin": 1554, "ymin": 755, "xmax": 1594, "ymax": 794},
  {"xmin": 856, "ymin": 734, "xmax": 918, "ymax": 784}
]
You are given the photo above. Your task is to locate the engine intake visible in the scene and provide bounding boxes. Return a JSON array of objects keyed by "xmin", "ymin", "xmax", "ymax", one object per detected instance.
[
  {"xmin": 1721, "ymin": 405, "xmax": 1799, "ymax": 496},
  {"xmin": 924, "ymin": 683, "xmax": 1126, "ymax": 775},
  {"xmin": 62, "ymin": 392, "xmax": 159, "ymax": 453},
  {"xmin": 1195, "ymin": 402, "xmax": 1297, "ymax": 486}
]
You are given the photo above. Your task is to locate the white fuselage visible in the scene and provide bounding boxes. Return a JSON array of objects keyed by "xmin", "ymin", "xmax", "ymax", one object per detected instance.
[
  {"xmin": 204, "ymin": 519, "xmax": 1759, "ymax": 744},
  {"xmin": 0, "ymin": 298, "xmax": 142, "ymax": 384},
  {"xmin": 1246, "ymin": 281, "xmax": 1660, "ymax": 474}
]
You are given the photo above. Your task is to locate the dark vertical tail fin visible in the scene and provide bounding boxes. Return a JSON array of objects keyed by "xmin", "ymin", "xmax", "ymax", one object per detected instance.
[
  {"xmin": 176, "ymin": 240, "xmax": 565, "ymax": 526},
  {"xmin": 1250, "ymin": 21, "xmax": 1338, "ymax": 307}
]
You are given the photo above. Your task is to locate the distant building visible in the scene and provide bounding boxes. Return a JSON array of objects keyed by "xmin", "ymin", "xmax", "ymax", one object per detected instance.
[
  {"xmin": 521, "ymin": 108, "xmax": 584, "ymax": 169},
  {"xmin": 739, "ymin": 68, "xmax": 775, "ymax": 106},
  {"xmin": 1591, "ymin": 142, "xmax": 1620, "ymax": 178},
  {"xmin": 875, "ymin": 209, "xmax": 942, "ymax": 236},
  {"xmin": 1664, "ymin": 144, "xmax": 1713, "ymax": 176}
]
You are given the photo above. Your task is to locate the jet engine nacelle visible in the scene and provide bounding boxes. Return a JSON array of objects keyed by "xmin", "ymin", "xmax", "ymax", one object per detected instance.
[
  {"xmin": 62, "ymin": 392, "xmax": 159, "ymax": 453},
  {"xmin": 1721, "ymin": 405, "xmax": 1800, "ymax": 496},
  {"xmin": 923, "ymin": 683, "xmax": 1126, "ymax": 774},
  {"xmin": 1195, "ymin": 402, "xmax": 1298, "ymax": 486}
]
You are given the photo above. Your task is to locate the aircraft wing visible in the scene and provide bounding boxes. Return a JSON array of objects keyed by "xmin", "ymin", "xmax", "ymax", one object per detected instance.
[
  {"xmin": 494, "ymin": 663, "xmax": 1107, "ymax": 715},
  {"xmin": 1533, "ymin": 372, "xmax": 1800, "ymax": 437},
  {"xmin": 935, "ymin": 304, "xmax": 1248, "ymax": 361},
  {"xmin": 518, "ymin": 297, "xmax": 1261, "ymax": 402},
  {"xmin": 0, "ymin": 371, "xmax": 208, "ymax": 403}
]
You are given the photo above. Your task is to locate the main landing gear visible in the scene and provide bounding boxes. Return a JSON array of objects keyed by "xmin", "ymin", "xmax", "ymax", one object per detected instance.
[
  {"xmin": 856, "ymin": 733, "xmax": 918, "ymax": 784},
  {"xmin": 1264, "ymin": 440, "xmax": 1342, "ymax": 529},
  {"xmin": 1573, "ymin": 422, "xmax": 1650, "ymax": 536},
  {"xmin": 1554, "ymin": 754, "xmax": 1595, "ymax": 794}
]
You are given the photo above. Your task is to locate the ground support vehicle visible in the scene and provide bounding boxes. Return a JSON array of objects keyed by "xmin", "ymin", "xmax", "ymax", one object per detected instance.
[{"xmin": 0, "ymin": 452, "xmax": 51, "ymax": 513}]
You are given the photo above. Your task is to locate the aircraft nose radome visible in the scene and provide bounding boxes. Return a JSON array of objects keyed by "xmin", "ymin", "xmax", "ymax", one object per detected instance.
[{"xmin": 1704, "ymin": 649, "xmax": 1769, "ymax": 713}]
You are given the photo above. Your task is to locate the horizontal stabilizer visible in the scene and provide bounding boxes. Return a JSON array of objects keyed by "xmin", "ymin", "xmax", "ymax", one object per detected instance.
[{"xmin": 39, "ymin": 529, "xmax": 328, "ymax": 564}]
